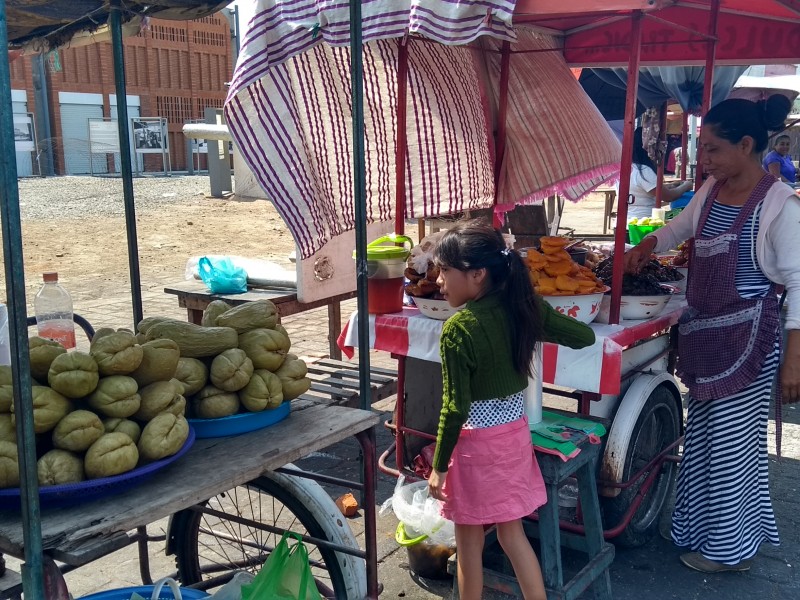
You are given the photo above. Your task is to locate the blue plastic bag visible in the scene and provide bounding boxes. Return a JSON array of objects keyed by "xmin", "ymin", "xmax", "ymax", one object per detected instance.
[{"xmin": 198, "ymin": 256, "xmax": 248, "ymax": 294}]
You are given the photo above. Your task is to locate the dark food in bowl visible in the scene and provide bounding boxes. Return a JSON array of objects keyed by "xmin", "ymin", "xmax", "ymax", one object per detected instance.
[{"xmin": 594, "ymin": 257, "xmax": 672, "ymax": 296}]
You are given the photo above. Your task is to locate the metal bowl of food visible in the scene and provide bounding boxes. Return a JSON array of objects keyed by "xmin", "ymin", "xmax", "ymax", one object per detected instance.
[
  {"xmin": 619, "ymin": 285, "xmax": 676, "ymax": 320},
  {"xmin": 539, "ymin": 289, "xmax": 606, "ymax": 324},
  {"xmin": 414, "ymin": 298, "xmax": 463, "ymax": 321}
]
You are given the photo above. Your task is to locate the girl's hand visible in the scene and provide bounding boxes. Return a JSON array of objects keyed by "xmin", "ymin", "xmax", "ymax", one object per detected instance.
[
  {"xmin": 624, "ymin": 236, "xmax": 657, "ymax": 274},
  {"xmin": 428, "ymin": 469, "xmax": 448, "ymax": 501}
]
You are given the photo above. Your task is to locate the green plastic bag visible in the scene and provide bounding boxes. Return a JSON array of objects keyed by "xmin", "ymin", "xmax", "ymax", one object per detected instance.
[{"xmin": 241, "ymin": 532, "xmax": 324, "ymax": 600}]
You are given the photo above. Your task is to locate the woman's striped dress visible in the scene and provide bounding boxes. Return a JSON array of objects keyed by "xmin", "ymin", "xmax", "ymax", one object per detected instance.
[{"xmin": 670, "ymin": 200, "xmax": 781, "ymax": 563}]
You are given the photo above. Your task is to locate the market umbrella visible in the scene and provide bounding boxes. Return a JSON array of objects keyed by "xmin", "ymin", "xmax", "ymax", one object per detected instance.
[{"xmin": 225, "ymin": 1, "xmax": 621, "ymax": 259}]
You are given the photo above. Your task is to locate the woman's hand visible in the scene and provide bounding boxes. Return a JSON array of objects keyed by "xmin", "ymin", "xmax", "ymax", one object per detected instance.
[
  {"xmin": 781, "ymin": 330, "xmax": 800, "ymax": 404},
  {"xmin": 428, "ymin": 469, "xmax": 448, "ymax": 501},
  {"xmin": 624, "ymin": 236, "xmax": 658, "ymax": 274}
]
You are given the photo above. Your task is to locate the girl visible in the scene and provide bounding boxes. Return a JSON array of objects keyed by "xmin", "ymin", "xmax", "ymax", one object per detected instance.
[{"xmin": 427, "ymin": 222, "xmax": 595, "ymax": 600}]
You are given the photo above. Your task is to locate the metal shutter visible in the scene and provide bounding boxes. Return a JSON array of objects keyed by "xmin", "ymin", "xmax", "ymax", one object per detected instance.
[{"xmin": 59, "ymin": 102, "xmax": 104, "ymax": 174}]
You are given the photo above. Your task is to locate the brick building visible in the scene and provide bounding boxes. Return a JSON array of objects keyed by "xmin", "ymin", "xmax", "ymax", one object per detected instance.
[{"xmin": 10, "ymin": 12, "xmax": 234, "ymax": 176}]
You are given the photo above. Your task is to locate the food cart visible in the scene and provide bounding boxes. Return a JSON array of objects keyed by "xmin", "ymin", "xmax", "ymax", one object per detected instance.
[{"xmin": 225, "ymin": 0, "xmax": 800, "ymax": 596}]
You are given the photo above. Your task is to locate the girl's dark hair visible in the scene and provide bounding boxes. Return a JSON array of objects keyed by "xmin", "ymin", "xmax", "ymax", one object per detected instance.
[
  {"xmin": 434, "ymin": 221, "xmax": 543, "ymax": 377},
  {"xmin": 703, "ymin": 96, "xmax": 791, "ymax": 153},
  {"xmin": 632, "ymin": 127, "xmax": 657, "ymax": 174}
]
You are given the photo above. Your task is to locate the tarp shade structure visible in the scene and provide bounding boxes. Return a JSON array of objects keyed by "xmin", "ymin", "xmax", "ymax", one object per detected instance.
[
  {"xmin": 730, "ymin": 75, "xmax": 800, "ymax": 104},
  {"xmin": 579, "ymin": 69, "xmax": 647, "ymax": 121},
  {"xmin": 226, "ymin": 1, "xmax": 621, "ymax": 259},
  {"xmin": 514, "ymin": 0, "xmax": 800, "ymax": 66},
  {"xmin": 590, "ymin": 66, "xmax": 747, "ymax": 113},
  {"xmin": 5, "ymin": 0, "xmax": 229, "ymax": 49}
]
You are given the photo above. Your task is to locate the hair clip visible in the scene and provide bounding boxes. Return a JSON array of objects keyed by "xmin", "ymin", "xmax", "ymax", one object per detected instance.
[{"xmin": 500, "ymin": 247, "xmax": 511, "ymax": 257}]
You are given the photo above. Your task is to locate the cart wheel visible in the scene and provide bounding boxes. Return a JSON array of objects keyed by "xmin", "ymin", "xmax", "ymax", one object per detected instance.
[
  {"xmin": 602, "ymin": 385, "xmax": 681, "ymax": 548},
  {"xmin": 169, "ymin": 467, "xmax": 365, "ymax": 599}
]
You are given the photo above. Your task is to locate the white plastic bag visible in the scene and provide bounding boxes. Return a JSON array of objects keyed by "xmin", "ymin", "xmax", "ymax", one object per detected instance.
[
  {"xmin": 380, "ymin": 476, "xmax": 455, "ymax": 546},
  {"xmin": 209, "ymin": 571, "xmax": 256, "ymax": 599}
]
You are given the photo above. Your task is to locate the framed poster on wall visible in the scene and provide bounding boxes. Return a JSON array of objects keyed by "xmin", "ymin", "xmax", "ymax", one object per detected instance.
[
  {"xmin": 131, "ymin": 117, "xmax": 168, "ymax": 154},
  {"xmin": 13, "ymin": 113, "xmax": 35, "ymax": 152}
]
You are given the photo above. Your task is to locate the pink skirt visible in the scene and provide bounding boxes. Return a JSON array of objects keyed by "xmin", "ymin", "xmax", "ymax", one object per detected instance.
[{"xmin": 440, "ymin": 417, "xmax": 547, "ymax": 525}]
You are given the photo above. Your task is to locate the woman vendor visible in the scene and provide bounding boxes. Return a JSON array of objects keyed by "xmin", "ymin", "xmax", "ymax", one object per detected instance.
[{"xmin": 624, "ymin": 96, "xmax": 800, "ymax": 573}]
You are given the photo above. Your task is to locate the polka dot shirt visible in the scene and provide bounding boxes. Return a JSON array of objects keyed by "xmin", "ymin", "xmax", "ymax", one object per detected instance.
[{"xmin": 463, "ymin": 391, "xmax": 525, "ymax": 429}]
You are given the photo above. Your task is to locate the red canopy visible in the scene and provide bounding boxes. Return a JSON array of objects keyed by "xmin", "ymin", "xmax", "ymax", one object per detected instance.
[{"xmin": 514, "ymin": 0, "xmax": 800, "ymax": 66}]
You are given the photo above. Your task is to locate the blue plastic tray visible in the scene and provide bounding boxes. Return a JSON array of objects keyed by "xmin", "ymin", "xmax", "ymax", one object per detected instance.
[
  {"xmin": 78, "ymin": 585, "xmax": 209, "ymax": 600},
  {"xmin": 188, "ymin": 401, "xmax": 290, "ymax": 438},
  {"xmin": 0, "ymin": 428, "xmax": 195, "ymax": 510}
]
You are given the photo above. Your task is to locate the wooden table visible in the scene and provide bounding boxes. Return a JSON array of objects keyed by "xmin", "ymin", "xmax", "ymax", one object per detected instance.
[
  {"xmin": 163, "ymin": 280, "xmax": 357, "ymax": 360},
  {"xmin": 0, "ymin": 403, "xmax": 379, "ymax": 575}
]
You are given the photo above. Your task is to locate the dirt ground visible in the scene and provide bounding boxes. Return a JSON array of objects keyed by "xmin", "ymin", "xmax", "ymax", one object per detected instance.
[{"xmin": 2, "ymin": 177, "xmax": 298, "ymax": 308}]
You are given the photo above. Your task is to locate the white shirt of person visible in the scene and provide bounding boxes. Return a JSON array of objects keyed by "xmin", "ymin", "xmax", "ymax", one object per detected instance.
[{"xmin": 628, "ymin": 165, "xmax": 657, "ymax": 220}]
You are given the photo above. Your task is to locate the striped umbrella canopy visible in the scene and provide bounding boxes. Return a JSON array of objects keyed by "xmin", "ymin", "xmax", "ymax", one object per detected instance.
[{"xmin": 225, "ymin": 1, "xmax": 621, "ymax": 259}]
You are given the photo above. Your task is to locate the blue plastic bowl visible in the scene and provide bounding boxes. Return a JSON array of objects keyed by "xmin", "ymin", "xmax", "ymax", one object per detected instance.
[
  {"xmin": 671, "ymin": 191, "xmax": 694, "ymax": 210},
  {"xmin": 188, "ymin": 401, "xmax": 290, "ymax": 438},
  {"xmin": 78, "ymin": 585, "xmax": 209, "ymax": 600}
]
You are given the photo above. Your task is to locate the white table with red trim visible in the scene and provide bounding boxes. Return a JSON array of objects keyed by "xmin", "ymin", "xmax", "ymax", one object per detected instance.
[{"xmin": 337, "ymin": 298, "xmax": 687, "ymax": 396}]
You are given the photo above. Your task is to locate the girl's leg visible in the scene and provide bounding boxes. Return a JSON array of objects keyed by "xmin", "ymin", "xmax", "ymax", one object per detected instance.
[
  {"xmin": 455, "ymin": 523, "xmax": 485, "ymax": 600},
  {"xmin": 496, "ymin": 519, "xmax": 546, "ymax": 600}
]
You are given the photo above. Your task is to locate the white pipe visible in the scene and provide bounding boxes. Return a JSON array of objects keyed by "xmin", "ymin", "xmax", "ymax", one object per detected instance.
[{"xmin": 182, "ymin": 123, "xmax": 232, "ymax": 141}]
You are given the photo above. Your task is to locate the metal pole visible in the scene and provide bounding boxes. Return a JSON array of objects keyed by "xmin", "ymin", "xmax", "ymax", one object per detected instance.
[
  {"xmin": 110, "ymin": 0, "xmax": 144, "ymax": 326},
  {"xmin": 609, "ymin": 11, "xmax": 643, "ymax": 325},
  {"xmin": 394, "ymin": 37, "xmax": 409, "ymax": 236},
  {"xmin": 31, "ymin": 53, "xmax": 54, "ymax": 176},
  {"xmin": 680, "ymin": 111, "xmax": 689, "ymax": 180},
  {"xmin": 0, "ymin": 2, "xmax": 45, "ymax": 596},
  {"xmin": 349, "ymin": 3, "xmax": 377, "ymax": 598},
  {"xmin": 655, "ymin": 101, "xmax": 668, "ymax": 208},
  {"xmin": 493, "ymin": 40, "xmax": 512, "ymax": 228},
  {"xmin": 694, "ymin": 0, "xmax": 720, "ymax": 189}
]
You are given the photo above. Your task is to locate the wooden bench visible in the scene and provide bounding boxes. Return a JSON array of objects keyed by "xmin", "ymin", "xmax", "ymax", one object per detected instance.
[
  {"xmin": 163, "ymin": 280, "xmax": 357, "ymax": 360},
  {"xmin": 294, "ymin": 358, "xmax": 398, "ymax": 410}
]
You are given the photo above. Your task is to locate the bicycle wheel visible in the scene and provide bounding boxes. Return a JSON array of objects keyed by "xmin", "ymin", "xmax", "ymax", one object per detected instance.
[
  {"xmin": 169, "ymin": 467, "xmax": 365, "ymax": 598},
  {"xmin": 602, "ymin": 385, "xmax": 682, "ymax": 548}
]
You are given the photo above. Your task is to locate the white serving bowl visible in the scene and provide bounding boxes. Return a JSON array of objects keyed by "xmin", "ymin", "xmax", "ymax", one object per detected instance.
[
  {"xmin": 414, "ymin": 298, "xmax": 463, "ymax": 320},
  {"xmin": 540, "ymin": 290, "xmax": 605, "ymax": 324},
  {"xmin": 619, "ymin": 293, "xmax": 672, "ymax": 320},
  {"xmin": 670, "ymin": 267, "xmax": 689, "ymax": 293}
]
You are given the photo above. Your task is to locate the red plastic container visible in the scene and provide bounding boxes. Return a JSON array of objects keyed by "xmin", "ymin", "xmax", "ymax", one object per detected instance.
[{"xmin": 355, "ymin": 235, "xmax": 414, "ymax": 315}]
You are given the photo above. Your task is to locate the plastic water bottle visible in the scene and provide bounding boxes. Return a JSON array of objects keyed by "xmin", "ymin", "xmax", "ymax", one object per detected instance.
[{"xmin": 34, "ymin": 272, "xmax": 76, "ymax": 349}]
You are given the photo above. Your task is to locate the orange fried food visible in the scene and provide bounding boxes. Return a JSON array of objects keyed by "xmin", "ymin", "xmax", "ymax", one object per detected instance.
[
  {"xmin": 544, "ymin": 260, "xmax": 572, "ymax": 277},
  {"xmin": 539, "ymin": 236, "xmax": 569, "ymax": 248},
  {"xmin": 576, "ymin": 279, "xmax": 598, "ymax": 291},
  {"xmin": 556, "ymin": 275, "xmax": 580, "ymax": 292},
  {"xmin": 526, "ymin": 251, "xmax": 547, "ymax": 269}
]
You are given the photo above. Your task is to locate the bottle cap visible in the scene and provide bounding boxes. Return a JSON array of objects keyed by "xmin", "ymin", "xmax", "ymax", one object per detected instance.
[{"xmin": 42, "ymin": 272, "xmax": 58, "ymax": 283}]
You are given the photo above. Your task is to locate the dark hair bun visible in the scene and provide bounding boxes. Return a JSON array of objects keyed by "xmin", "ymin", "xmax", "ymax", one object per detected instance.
[{"xmin": 759, "ymin": 95, "xmax": 791, "ymax": 131}]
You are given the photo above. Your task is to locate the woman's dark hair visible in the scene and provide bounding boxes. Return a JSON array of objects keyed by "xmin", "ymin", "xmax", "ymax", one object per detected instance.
[
  {"xmin": 632, "ymin": 127, "xmax": 657, "ymax": 173},
  {"xmin": 434, "ymin": 221, "xmax": 543, "ymax": 377},
  {"xmin": 773, "ymin": 134, "xmax": 791, "ymax": 146},
  {"xmin": 703, "ymin": 96, "xmax": 791, "ymax": 153}
]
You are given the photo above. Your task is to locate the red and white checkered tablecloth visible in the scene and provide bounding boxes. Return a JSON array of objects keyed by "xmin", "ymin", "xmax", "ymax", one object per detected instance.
[{"xmin": 338, "ymin": 303, "xmax": 686, "ymax": 395}]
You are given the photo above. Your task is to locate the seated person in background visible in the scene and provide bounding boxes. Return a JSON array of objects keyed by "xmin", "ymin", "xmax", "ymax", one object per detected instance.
[
  {"xmin": 629, "ymin": 127, "xmax": 693, "ymax": 219},
  {"xmin": 762, "ymin": 134, "xmax": 797, "ymax": 185}
]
